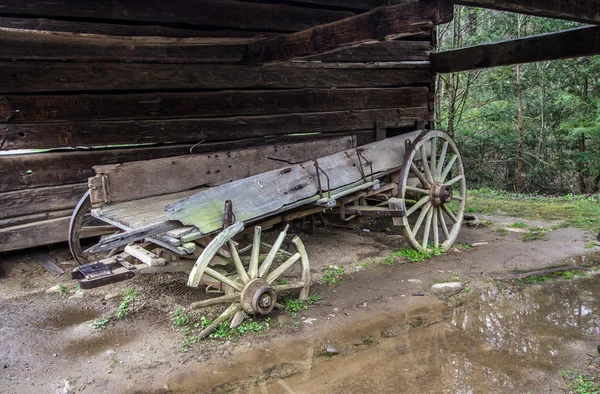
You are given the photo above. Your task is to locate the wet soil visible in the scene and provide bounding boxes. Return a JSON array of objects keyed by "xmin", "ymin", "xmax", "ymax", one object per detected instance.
[{"xmin": 0, "ymin": 215, "xmax": 598, "ymax": 393}]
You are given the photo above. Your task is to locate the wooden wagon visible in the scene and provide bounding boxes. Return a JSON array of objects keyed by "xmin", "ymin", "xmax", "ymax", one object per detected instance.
[{"xmin": 70, "ymin": 129, "xmax": 466, "ymax": 337}]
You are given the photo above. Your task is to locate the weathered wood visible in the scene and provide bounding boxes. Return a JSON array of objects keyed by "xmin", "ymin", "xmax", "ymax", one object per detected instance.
[
  {"xmin": 0, "ymin": 107, "xmax": 425, "ymax": 150},
  {"xmin": 124, "ymin": 244, "xmax": 166, "ymax": 267},
  {"xmin": 0, "ymin": 1, "xmax": 354, "ymax": 32},
  {"xmin": 0, "ymin": 17, "xmax": 268, "ymax": 38},
  {"xmin": 89, "ymin": 136, "xmax": 356, "ymax": 206},
  {"xmin": 28, "ymin": 249, "xmax": 65, "ymax": 275},
  {"xmin": 306, "ymin": 40, "xmax": 433, "ymax": 62},
  {"xmin": 0, "ymin": 62, "xmax": 432, "ymax": 93},
  {"xmin": 244, "ymin": 0, "xmax": 452, "ymax": 64},
  {"xmin": 0, "ymin": 216, "xmax": 71, "ymax": 252},
  {"xmin": 0, "ymin": 29, "xmax": 259, "ymax": 64},
  {"xmin": 85, "ymin": 221, "xmax": 180, "ymax": 254},
  {"xmin": 0, "ymin": 183, "xmax": 87, "ymax": 220},
  {"xmin": 0, "ymin": 87, "xmax": 430, "ymax": 123},
  {"xmin": 248, "ymin": 227, "xmax": 262, "ymax": 280},
  {"xmin": 455, "ymin": 0, "xmax": 600, "ymax": 25},
  {"xmin": 166, "ymin": 131, "xmax": 421, "ymax": 234},
  {"xmin": 432, "ymin": 26, "xmax": 600, "ymax": 73},
  {"xmin": 0, "ymin": 208, "xmax": 73, "ymax": 228}
]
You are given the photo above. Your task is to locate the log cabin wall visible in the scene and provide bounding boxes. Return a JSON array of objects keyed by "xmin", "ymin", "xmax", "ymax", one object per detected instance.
[{"xmin": 0, "ymin": 0, "xmax": 435, "ymax": 252}]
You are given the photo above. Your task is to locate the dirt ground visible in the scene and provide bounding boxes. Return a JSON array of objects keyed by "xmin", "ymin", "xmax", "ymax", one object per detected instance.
[{"xmin": 1, "ymin": 214, "xmax": 599, "ymax": 394}]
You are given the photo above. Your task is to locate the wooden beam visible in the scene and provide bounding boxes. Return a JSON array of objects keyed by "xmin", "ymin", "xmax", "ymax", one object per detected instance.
[
  {"xmin": 0, "ymin": 216, "xmax": 71, "ymax": 252},
  {"xmin": 244, "ymin": 0, "xmax": 452, "ymax": 64},
  {"xmin": 0, "ymin": 87, "xmax": 430, "ymax": 123},
  {"xmin": 305, "ymin": 40, "xmax": 433, "ymax": 62},
  {"xmin": 0, "ymin": 0, "xmax": 354, "ymax": 32},
  {"xmin": 0, "ymin": 107, "xmax": 428, "ymax": 150},
  {"xmin": 432, "ymin": 26, "xmax": 600, "ymax": 73},
  {"xmin": 0, "ymin": 184, "xmax": 88, "ymax": 220},
  {"xmin": 455, "ymin": 0, "xmax": 600, "ymax": 25},
  {"xmin": 0, "ymin": 63, "xmax": 431, "ymax": 93}
]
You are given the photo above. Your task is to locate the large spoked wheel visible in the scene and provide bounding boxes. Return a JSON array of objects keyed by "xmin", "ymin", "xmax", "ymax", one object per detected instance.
[
  {"xmin": 399, "ymin": 130, "xmax": 467, "ymax": 251},
  {"xmin": 68, "ymin": 191, "xmax": 119, "ymax": 264},
  {"xmin": 187, "ymin": 223, "xmax": 310, "ymax": 339}
]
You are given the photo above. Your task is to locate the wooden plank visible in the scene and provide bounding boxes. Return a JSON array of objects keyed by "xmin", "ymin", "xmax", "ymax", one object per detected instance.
[
  {"xmin": 244, "ymin": 0, "xmax": 452, "ymax": 64},
  {"xmin": 90, "ymin": 136, "xmax": 357, "ymax": 205},
  {"xmin": 454, "ymin": 0, "xmax": 600, "ymax": 25},
  {"xmin": 0, "ymin": 62, "xmax": 432, "ymax": 93},
  {"xmin": 0, "ymin": 87, "xmax": 430, "ymax": 123},
  {"xmin": 306, "ymin": 40, "xmax": 433, "ymax": 62},
  {"xmin": 0, "ymin": 17, "xmax": 268, "ymax": 38},
  {"xmin": 0, "ymin": 29, "xmax": 259, "ymax": 64},
  {"xmin": 0, "ymin": 208, "xmax": 73, "ymax": 228},
  {"xmin": 0, "ymin": 216, "xmax": 71, "ymax": 252},
  {"xmin": 28, "ymin": 249, "xmax": 65, "ymax": 275},
  {"xmin": 432, "ymin": 26, "xmax": 600, "ymax": 73},
  {"xmin": 0, "ymin": 1, "xmax": 353, "ymax": 32},
  {"xmin": 0, "ymin": 133, "xmax": 372, "ymax": 192},
  {"xmin": 0, "ymin": 107, "xmax": 428, "ymax": 150},
  {"xmin": 0, "ymin": 184, "xmax": 87, "ymax": 220},
  {"xmin": 165, "ymin": 130, "xmax": 422, "ymax": 234}
]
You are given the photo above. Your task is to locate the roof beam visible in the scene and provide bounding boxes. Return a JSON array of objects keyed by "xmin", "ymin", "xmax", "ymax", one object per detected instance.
[
  {"xmin": 244, "ymin": 0, "xmax": 452, "ymax": 65},
  {"xmin": 432, "ymin": 25, "xmax": 600, "ymax": 73},
  {"xmin": 454, "ymin": 0, "xmax": 600, "ymax": 25}
]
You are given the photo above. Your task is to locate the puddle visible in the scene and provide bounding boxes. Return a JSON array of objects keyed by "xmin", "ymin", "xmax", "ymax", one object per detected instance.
[
  {"xmin": 161, "ymin": 274, "xmax": 600, "ymax": 393},
  {"xmin": 35, "ymin": 306, "xmax": 101, "ymax": 329}
]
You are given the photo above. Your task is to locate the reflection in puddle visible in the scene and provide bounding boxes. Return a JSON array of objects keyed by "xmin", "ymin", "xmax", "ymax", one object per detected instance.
[{"xmin": 164, "ymin": 274, "xmax": 600, "ymax": 393}]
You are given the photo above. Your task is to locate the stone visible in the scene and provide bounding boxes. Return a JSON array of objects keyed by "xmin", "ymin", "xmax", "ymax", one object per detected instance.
[
  {"xmin": 45, "ymin": 285, "xmax": 61, "ymax": 294},
  {"xmin": 302, "ymin": 318, "xmax": 317, "ymax": 325},
  {"xmin": 63, "ymin": 379, "xmax": 75, "ymax": 394},
  {"xmin": 104, "ymin": 292, "xmax": 121, "ymax": 300},
  {"xmin": 407, "ymin": 279, "xmax": 422, "ymax": 284},
  {"xmin": 464, "ymin": 214, "xmax": 478, "ymax": 221},
  {"xmin": 448, "ymin": 247, "xmax": 461, "ymax": 253},
  {"xmin": 385, "ymin": 228, "xmax": 392, "ymax": 233},
  {"xmin": 69, "ymin": 290, "xmax": 84, "ymax": 299},
  {"xmin": 471, "ymin": 242, "xmax": 488, "ymax": 247},
  {"xmin": 431, "ymin": 282, "xmax": 464, "ymax": 297},
  {"xmin": 466, "ymin": 220, "xmax": 488, "ymax": 228},
  {"xmin": 324, "ymin": 344, "xmax": 339, "ymax": 356}
]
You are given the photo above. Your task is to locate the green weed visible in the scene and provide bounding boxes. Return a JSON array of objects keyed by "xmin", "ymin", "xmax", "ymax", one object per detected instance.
[
  {"xmin": 115, "ymin": 288, "xmax": 138, "ymax": 319},
  {"xmin": 435, "ymin": 274, "xmax": 460, "ymax": 283},
  {"xmin": 59, "ymin": 284, "xmax": 69, "ymax": 298},
  {"xmin": 172, "ymin": 306, "xmax": 190, "ymax": 327},
  {"xmin": 521, "ymin": 227, "xmax": 549, "ymax": 242},
  {"xmin": 209, "ymin": 318, "xmax": 270, "ymax": 340},
  {"xmin": 454, "ymin": 243, "xmax": 472, "ymax": 251},
  {"xmin": 322, "ymin": 266, "xmax": 345, "ymax": 286},
  {"xmin": 393, "ymin": 247, "xmax": 431, "ymax": 263},
  {"xmin": 281, "ymin": 294, "xmax": 323, "ymax": 318},
  {"xmin": 90, "ymin": 317, "xmax": 110, "ymax": 330},
  {"xmin": 493, "ymin": 228, "xmax": 510, "ymax": 236},
  {"xmin": 510, "ymin": 221, "xmax": 527, "ymax": 228},
  {"xmin": 585, "ymin": 242, "xmax": 599, "ymax": 249},
  {"xmin": 561, "ymin": 368, "xmax": 600, "ymax": 393},
  {"xmin": 379, "ymin": 256, "xmax": 395, "ymax": 266},
  {"xmin": 362, "ymin": 337, "xmax": 374, "ymax": 345}
]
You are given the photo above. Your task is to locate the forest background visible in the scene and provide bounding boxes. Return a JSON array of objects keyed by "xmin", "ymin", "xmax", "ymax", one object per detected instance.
[{"xmin": 436, "ymin": 6, "xmax": 600, "ymax": 195}]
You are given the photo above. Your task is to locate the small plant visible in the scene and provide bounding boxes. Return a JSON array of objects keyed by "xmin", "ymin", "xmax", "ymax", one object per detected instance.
[
  {"xmin": 172, "ymin": 306, "xmax": 190, "ymax": 327},
  {"xmin": 282, "ymin": 297, "xmax": 307, "ymax": 319},
  {"xmin": 454, "ymin": 243, "xmax": 471, "ymax": 251},
  {"xmin": 361, "ymin": 337, "xmax": 374, "ymax": 345},
  {"xmin": 379, "ymin": 256, "xmax": 395, "ymax": 266},
  {"xmin": 435, "ymin": 274, "xmax": 460, "ymax": 284},
  {"xmin": 59, "ymin": 284, "xmax": 69, "ymax": 297},
  {"xmin": 493, "ymin": 228, "xmax": 510, "ymax": 236},
  {"xmin": 356, "ymin": 261, "xmax": 371, "ymax": 270},
  {"xmin": 208, "ymin": 317, "xmax": 271, "ymax": 340},
  {"xmin": 90, "ymin": 317, "xmax": 110, "ymax": 330},
  {"xmin": 561, "ymin": 368, "xmax": 600, "ymax": 393},
  {"xmin": 521, "ymin": 227, "xmax": 548, "ymax": 242},
  {"xmin": 393, "ymin": 247, "xmax": 431, "ymax": 263},
  {"xmin": 73, "ymin": 284, "xmax": 82, "ymax": 291},
  {"xmin": 562, "ymin": 271, "xmax": 575, "ymax": 280},
  {"xmin": 322, "ymin": 266, "xmax": 345, "ymax": 286},
  {"xmin": 275, "ymin": 279, "xmax": 289, "ymax": 285},
  {"xmin": 115, "ymin": 288, "xmax": 138, "ymax": 319},
  {"xmin": 210, "ymin": 321, "xmax": 235, "ymax": 340},
  {"xmin": 585, "ymin": 241, "xmax": 598, "ymax": 249},
  {"xmin": 308, "ymin": 293, "xmax": 323, "ymax": 304},
  {"xmin": 510, "ymin": 221, "xmax": 527, "ymax": 229}
]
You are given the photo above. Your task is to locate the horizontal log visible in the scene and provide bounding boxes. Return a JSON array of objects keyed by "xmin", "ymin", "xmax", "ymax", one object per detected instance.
[
  {"xmin": 0, "ymin": 132, "xmax": 380, "ymax": 192},
  {"xmin": 245, "ymin": 0, "xmax": 452, "ymax": 64},
  {"xmin": 0, "ymin": 87, "xmax": 431, "ymax": 123},
  {"xmin": 432, "ymin": 26, "xmax": 600, "ymax": 73},
  {"xmin": 0, "ymin": 216, "xmax": 71, "ymax": 252},
  {"xmin": 0, "ymin": 183, "xmax": 88, "ymax": 220},
  {"xmin": 0, "ymin": 17, "xmax": 269, "ymax": 37},
  {"xmin": 0, "ymin": 107, "xmax": 428, "ymax": 150},
  {"xmin": 0, "ymin": 1, "xmax": 354, "ymax": 32},
  {"xmin": 0, "ymin": 63, "xmax": 432, "ymax": 93},
  {"xmin": 0, "ymin": 29, "xmax": 260, "ymax": 64},
  {"xmin": 306, "ymin": 40, "xmax": 433, "ymax": 62},
  {"xmin": 455, "ymin": 0, "xmax": 600, "ymax": 25},
  {"xmin": 0, "ymin": 208, "xmax": 73, "ymax": 228}
]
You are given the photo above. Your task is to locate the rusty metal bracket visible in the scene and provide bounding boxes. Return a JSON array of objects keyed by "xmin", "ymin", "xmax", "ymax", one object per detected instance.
[
  {"xmin": 355, "ymin": 148, "xmax": 374, "ymax": 183},
  {"xmin": 223, "ymin": 200, "xmax": 234, "ymax": 229},
  {"xmin": 313, "ymin": 158, "xmax": 331, "ymax": 200},
  {"xmin": 100, "ymin": 175, "xmax": 111, "ymax": 204}
]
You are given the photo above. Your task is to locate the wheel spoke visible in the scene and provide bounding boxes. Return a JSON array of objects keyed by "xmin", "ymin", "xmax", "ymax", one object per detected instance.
[
  {"xmin": 438, "ymin": 207, "xmax": 450, "ymax": 239},
  {"xmin": 437, "ymin": 141, "xmax": 449, "ymax": 180},
  {"xmin": 258, "ymin": 224, "xmax": 289, "ymax": 278},
  {"xmin": 273, "ymin": 282, "xmax": 306, "ymax": 292},
  {"xmin": 430, "ymin": 137, "xmax": 437, "ymax": 178},
  {"xmin": 412, "ymin": 202, "xmax": 432, "ymax": 236},
  {"xmin": 422, "ymin": 206, "xmax": 434, "ymax": 250},
  {"xmin": 440, "ymin": 154, "xmax": 458, "ymax": 182},
  {"xmin": 265, "ymin": 253, "xmax": 301, "ymax": 284},
  {"xmin": 442, "ymin": 204, "xmax": 458, "ymax": 223},
  {"xmin": 230, "ymin": 309, "xmax": 248, "ymax": 329},
  {"xmin": 189, "ymin": 293, "xmax": 239, "ymax": 310},
  {"xmin": 446, "ymin": 175, "xmax": 464, "ymax": 187},
  {"xmin": 204, "ymin": 267, "xmax": 243, "ymax": 292},
  {"xmin": 228, "ymin": 241, "xmax": 250, "ymax": 284},
  {"xmin": 248, "ymin": 226, "xmax": 261, "ymax": 279},
  {"xmin": 410, "ymin": 162, "xmax": 431, "ymax": 188},
  {"xmin": 432, "ymin": 207, "xmax": 439, "ymax": 248},
  {"xmin": 406, "ymin": 195, "xmax": 430, "ymax": 217},
  {"xmin": 199, "ymin": 303, "xmax": 239, "ymax": 339},
  {"xmin": 420, "ymin": 145, "xmax": 434, "ymax": 184},
  {"xmin": 405, "ymin": 186, "xmax": 429, "ymax": 195},
  {"xmin": 452, "ymin": 195, "xmax": 464, "ymax": 202}
]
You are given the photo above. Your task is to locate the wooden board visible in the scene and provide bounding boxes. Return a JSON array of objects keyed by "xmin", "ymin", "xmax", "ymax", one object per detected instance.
[
  {"xmin": 455, "ymin": 0, "xmax": 600, "ymax": 25},
  {"xmin": 0, "ymin": 107, "xmax": 427, "ymax": 150},
  {"xmin": 90, "ymin": 136, "xmax": 357, "ymax": 206},
  {"xmin": 165, "ymin": 130, "xmax": 423, "ymax": 234},
  {"xmin": 0, "ymin": 216, "xmax": 71, "ymax": 251},
  {"xmin": 306, "ymin": 40, "xmax": 433, "ymax": 62},
  {"xmin": 432, "ymin": 26, "xmax": 600, "ymax": 73},
  {"xmin": 0, "ymin": 87, "xmax": 430, "ymax": 123},
  {"xmin": 0, "ymin": 1, "xmax": 354, "ymax": 32},
  {"xmin": 0, "ymin": 183, "xmax": 87, "ymax": 220}
]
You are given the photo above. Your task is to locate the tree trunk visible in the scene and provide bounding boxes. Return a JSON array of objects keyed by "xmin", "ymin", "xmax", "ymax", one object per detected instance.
[{"xmin": 516, "ymin": 15, "xmax": 525, "ymax": 193}]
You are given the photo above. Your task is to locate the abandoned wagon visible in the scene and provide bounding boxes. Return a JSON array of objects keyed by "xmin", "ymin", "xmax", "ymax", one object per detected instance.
[{"xmin": 1, "ymin": 0, "xmax": 598, "ymax": 336}]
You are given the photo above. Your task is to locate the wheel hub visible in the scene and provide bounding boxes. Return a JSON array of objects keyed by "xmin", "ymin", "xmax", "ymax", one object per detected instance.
[
  {"xmin": 430, "ymin": 182, "xmax": 453, "ymax": 207},
  {"xmin": 240, "ymin": 278, "xmax": 277, "ymax": 315}
]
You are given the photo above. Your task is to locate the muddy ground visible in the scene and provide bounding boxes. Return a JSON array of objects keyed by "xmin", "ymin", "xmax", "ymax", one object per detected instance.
[{"xmin": 1, "ymin": 215, "xmax": 599, "ymax": 394}]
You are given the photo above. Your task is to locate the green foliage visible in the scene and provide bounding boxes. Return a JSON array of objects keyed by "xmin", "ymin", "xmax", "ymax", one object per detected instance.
[
  {"xmin": 59, "ymin": 284, "xmax": 69, "ymax": 297},
  {"xmin": 361, "ymin": 337, "xmax": 374, "ymax": 345},
  {"xmin": 90, "ymin": 317, "xmax": 110, "ymax": 330},
  {"xmin": 521, "ymin": 227, "xmax": 549, "ymax": 242},
  {"xmin": 172, "ymin": 307, "xmax": 190, "ymax": 327},
  {"xmin": 115, "ymin": 288, "xmax": 138, "ymax": 319},
  {"xmin": 454, "ymin": 243, "xmax": 472, "ymax": 251},
  {"xmin": 322, "ymin": 266, "xmax": 345, "ymax": 286},
  {"xmin": 379, "ymin": 256, "xmax": 395, "ymax": 266},
  {"xmin": 510, "ymin": 221, "xmax": 527, "ymax": 228},
  {"xmin": 561, "ymin": 368, "xmax": 600, "ymax": 394},
  {"xmin": 586, "ymin": 242, "xmax": 599, "ymax": 249},
  {"xmin": 281, "ymin": 294, "xmax": 323, "ymax": 318},
  {"xmin": 513, "ymin": 270, "xmax": 586, "ymax": 286},
  {"xmin": 209, "ymin": 318, "xmax": 270, "ymax": 340},
  {"xmin": 393, "ymin": 247, "xmax": 431, "ymax": 263},
  {"xmin": 493, "ymin": 228, "xmax": 510, "ymax": 236}
]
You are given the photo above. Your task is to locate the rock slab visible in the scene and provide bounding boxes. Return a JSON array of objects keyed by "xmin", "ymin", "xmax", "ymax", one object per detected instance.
[{"xmin": 431, "ymin": 282, "xmax": 464, "ymax": 296}]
